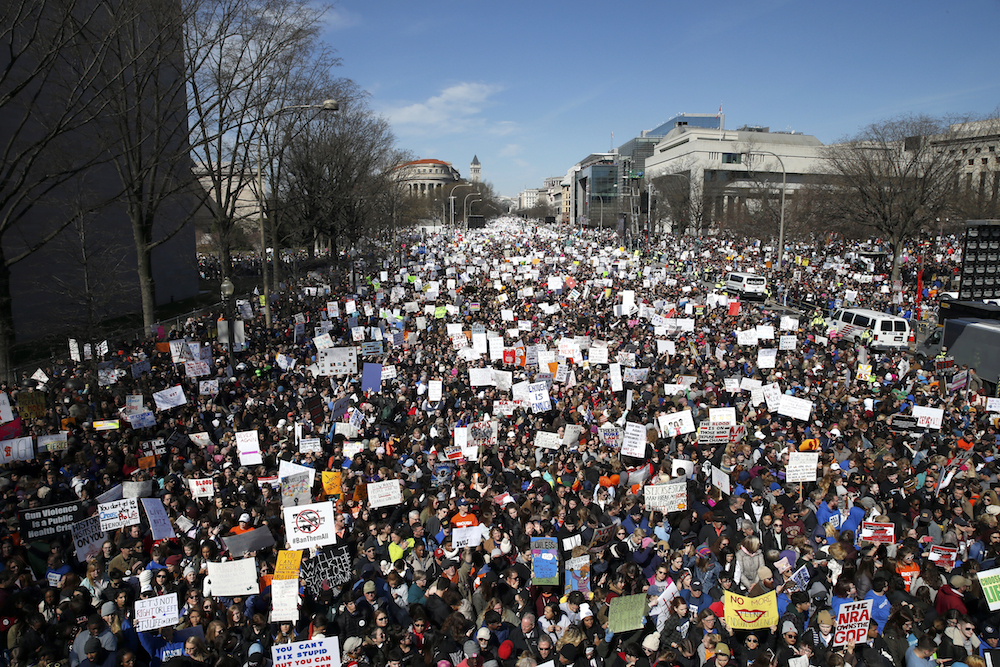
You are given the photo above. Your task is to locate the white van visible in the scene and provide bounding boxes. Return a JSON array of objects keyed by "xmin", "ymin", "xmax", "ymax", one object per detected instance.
[
  {"xmin": 724, "ymin": 272, "xmax": 767, "ymax": 300},
  {"xmin": 826, "ymin": 308, "xmax": 914, "ymax": 349}
]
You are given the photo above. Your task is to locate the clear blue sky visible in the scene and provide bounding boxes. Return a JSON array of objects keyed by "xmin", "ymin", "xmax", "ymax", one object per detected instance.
[{"xmin": 323, "ymin": 0, "xmax": 1000, "ymax": 199}]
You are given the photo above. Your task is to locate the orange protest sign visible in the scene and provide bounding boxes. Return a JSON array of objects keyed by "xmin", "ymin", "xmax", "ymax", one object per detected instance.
[
  {"xmin": 322, "ymin": 471, "xmax": 341, "ymax": 497},
  {"xmin": 273, "ymin": 550, "xmax": 303, "ymax": 580}
]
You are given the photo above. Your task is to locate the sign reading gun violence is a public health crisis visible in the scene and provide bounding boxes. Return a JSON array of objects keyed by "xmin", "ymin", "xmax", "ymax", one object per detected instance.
[{"xmin": 18, "ymin": 501, "xmax": 85, "ymax": 540}]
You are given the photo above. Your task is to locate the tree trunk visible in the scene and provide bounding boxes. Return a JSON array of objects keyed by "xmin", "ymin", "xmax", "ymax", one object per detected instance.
[
  {"xmin": 136, "ymin": 244, "xmax": 156, "ymax": 330},
  {"xmin": 0, "ymin": 254, "xmax": 14, "ymax": 383},
  {"xmin": 890, "ymin": 238, "xmax": 902, "ymax": 282},
  {"xmin": 132, "ymin": 217, "xmax": 157, "ymax": 329},
  {"xmin": 270, "ymin": 220, "xmax": 281, "ymax": 292},
  {"xmin": 218, "ymin": 222, "xmax": 233, "ymax": 280}
]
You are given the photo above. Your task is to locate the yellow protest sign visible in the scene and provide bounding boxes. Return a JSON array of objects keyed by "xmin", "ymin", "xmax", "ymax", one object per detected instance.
[
  {"xmin": 434, "ymin": 306, "xmax": 447, "ymax": 319},
  {"xmin": 18, "ymin": 391, "xmax": 46, "ymax": 420},
  {"xmin": 322, "ymin": 471, "xmax": 341, "ymax": 497},
  {"xmin": 274, "ymin": 550, "xmax": 303, "ymax": 580},
  {"xmin": 724, "ymin": 590, "xmax": 778, "ymax": 630}
]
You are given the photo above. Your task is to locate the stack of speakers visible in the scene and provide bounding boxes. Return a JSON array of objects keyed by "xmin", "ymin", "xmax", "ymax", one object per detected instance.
[{"xmin": 959, "ymin": 220, "xmax": 1000, "ymax": 300}]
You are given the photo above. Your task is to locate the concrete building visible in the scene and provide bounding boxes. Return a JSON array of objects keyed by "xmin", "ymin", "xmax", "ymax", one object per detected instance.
[
  {"xmin": 569, "ymin": 153, "xmax": 619, "ymax": 229},
  {"xmin": 932, "ymin": 119, "xmax": 1000, "ymax": 207},
  {"xmin": 643, "ymin": 123, "xmax": 833, "ymax": 232},
  {"xmin": 617, "ymin": 113, "xmax": 725, "ymax": 184},
  {"xmin": 517, "ymin": 188, "xmax": 547, "ymax": 210},
  {"xmin": 395, "ymin": 158, "xmax": 462, "ymax": 197}
]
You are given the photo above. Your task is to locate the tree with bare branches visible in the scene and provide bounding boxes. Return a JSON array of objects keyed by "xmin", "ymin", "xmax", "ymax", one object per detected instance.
[
  {"xmin": 79, "ymin": 0, "xmax": 200, "ymax": 329},
  {"xmin": 278, "ymin": 91, "xmax": 409, "ymax": 265},
  {"xmin": 823, "ymin": 114, "xmax": 960, "ymax": 280},
  {"xmin": 184, "ymin": 0, "xmax": 337, "ymax": 280}
]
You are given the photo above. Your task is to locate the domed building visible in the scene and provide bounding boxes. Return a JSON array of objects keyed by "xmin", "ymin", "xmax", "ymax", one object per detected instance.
[{"xmin": 395, "ymin": 158, "xmax": 462, "ymax": 196}]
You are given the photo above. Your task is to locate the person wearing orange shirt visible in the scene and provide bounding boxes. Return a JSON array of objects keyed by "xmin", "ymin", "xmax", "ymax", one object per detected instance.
[
  {"xmin": 895, "ymin": 546, "xmax": 920, "ymax": 593},
  {"xmin": 450, "ymin": 499, "xmax": 479, "ymax": 529},
  {"xmin": 229, "ymin": 513, "xmax": 254, "ymax": 535}
]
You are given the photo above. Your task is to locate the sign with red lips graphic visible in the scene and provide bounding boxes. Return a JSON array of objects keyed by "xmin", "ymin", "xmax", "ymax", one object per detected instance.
[{"xmin": 724, "ymin": 591, "xmax": 778, "ymax": 630}]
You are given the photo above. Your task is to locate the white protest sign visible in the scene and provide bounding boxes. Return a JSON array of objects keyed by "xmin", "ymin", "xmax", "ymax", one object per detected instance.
[
  {"xmin": 367, "ymin": 480, "xmax": 402, "ymax": 509},
  {"xmin": 236, "ymin": 430, "xmax": 263, "ymax": 465},
  {"xmin": 709, "ymin": 407, "xmax": 737, "ymax": 426},
  {"xmin": 271, "ymin": 578, "xmax": 300, "ymax": 622},
  {"xmin": 123, "ymin": 481, "xmax": 153, "ymax": 498},
  {"xmin": 644, "ymin": 482, "xmax": 687, "ymax": 513},
  {"xmin": 190, "ymin": 478, "xmax": 215, "ymax": 499},
  {"xmin": 207, "ymin": 559, "xmax": 260, "ymax": 596},
  {"xmin": 778, "ymin": 394, "xmax": 813, "ymax": 422},
  {"xmin": 533, "ymin": 431, "xmax": 561, "ymax": 450},
  {"xmin": 283, "ymin": 502, "xmax": 337, "ymax": 549},
  {"xmin": 135, "ymin": 593, "xmax": 180, "ymax": 631},
  {"xmin": 428, "ymin": 380, "xmax": 442, "ymax": 402},
  {"xmin": 71, "ymin": 515, "xmax": 106, "ymax": 562},
  {"xmin": 757, "ymin": 348, "xmax": 777, "ymax": 368},
  {"xmin": 299, "ymin": 438, "xmax": 322, "ymax": 454},
  {"xmin": 278, "ymin": 460, "xmax": 316, "ymax": 487},
  {"xmin": 152, "ymin": 385, "xmax": 186, "ymax": 410},
  {"xmin": 621, "ymin": 422, "xmax": 647, "ymax": 458},
  {"xmin": 762, "ymin": 382, "xmax": 783, "ymax": 413},
  {"xmin": 833, "ymin": 599, "xmax": 872, "ymax": 647},
  {"xmin": 609, "ymin": 363, "xmax": 623, "ymax": 392},
  {"xmin": 786, "ymin": 452, "xmax": 819, "ymax": 483},
  {"xmin": 98, "ymin": 498, "xmax": 140, "ymax": 532},
  {"xmin": 271, "ymin": 638, "xmax": 340, "ymax": 667},
  {"xmin": 657, "ymin": 410, "xmax": 695, "ymax": 437},
  {"xmin": 712, "ymin": 465, "xmax": 731, "ymax": 495},
  {"xmin": 141, "ymin": 497, "xmax": 175, "ymax": 540},
  {"xmin": 199, "ymin": 380, "xmax": 219, "ymax": 396},
  {"xmin": 736, "ymin": 329, "xmax": 758, "ymax": 346},
  {"xmin": 453, "ymin": 526, "xmax": 483, "ymax": 549},
  {"xmin": 672, "ymin": 460, "xmax": 695, "ymax": 479},
  {"xmin": 912, "ymin": 405, "xmax": 944, "ymax": 430},
  {"xmin": 469, "ymin": 368, "xmax": 495, "ymax": 387}
]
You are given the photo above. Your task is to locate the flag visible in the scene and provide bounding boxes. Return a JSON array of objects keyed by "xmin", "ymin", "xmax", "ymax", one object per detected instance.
[{"xmin": 716, "ymin": 103, "xmax": 722, "ymax": 118}]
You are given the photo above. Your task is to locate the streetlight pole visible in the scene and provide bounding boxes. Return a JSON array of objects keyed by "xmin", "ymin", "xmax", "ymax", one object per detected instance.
[
  {"xmin": 467, "ymin": 199, "xmax": 482, "ymax": 226},
  {"xmin": 463, "ymin": 192, "xmax": 479, "ymax": 226},
  {"xmin": 744, "ymin": 149, "xmax": 786, "ymax": 268},
  {"xmin": 444, "ymin": 183, "xmax": 472, "ymax": 228},
  {"xmin": 257, "ymin": 99, "xmax": 339, "ymax": 330},
  {"xmin": 220, "ymin": 277, "xmax": 235, "ymax": 373}
]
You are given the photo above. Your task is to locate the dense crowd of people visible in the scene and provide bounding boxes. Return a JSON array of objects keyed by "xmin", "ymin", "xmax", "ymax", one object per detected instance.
[{"xmin": 0, "ymin": 220, "xmax": 995, "ymax": 667}]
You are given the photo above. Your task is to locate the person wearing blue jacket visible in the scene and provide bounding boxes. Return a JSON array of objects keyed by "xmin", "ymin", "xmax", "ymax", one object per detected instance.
[
  {"xmin": 815, "ymin": 494, "xmax": 840, "ymax": 528},
  {"xmin": 840, "ymin": 505, "xmax": 867, "ymax": 536},
  {"xmin": 865, "ymin": 576, "xmax": 892, "ymax": 633},
  {"xmin": 137, "ymin": 625, "xmax": 185, "ymax": 667}
]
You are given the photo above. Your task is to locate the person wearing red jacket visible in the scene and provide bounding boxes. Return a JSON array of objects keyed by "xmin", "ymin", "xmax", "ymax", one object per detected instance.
[{"xmin": 935, "ymin": 575, "xmax": 972, "ymax": 615}]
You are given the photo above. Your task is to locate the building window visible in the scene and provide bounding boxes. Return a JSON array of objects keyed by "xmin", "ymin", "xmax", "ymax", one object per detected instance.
[
  {"xmin": 969, "ymin": 159, "xmax": 975, "ymax": 166},
  {"xmin": 722, "ymin": 153, "xmax": 742, "ymax": 164}
]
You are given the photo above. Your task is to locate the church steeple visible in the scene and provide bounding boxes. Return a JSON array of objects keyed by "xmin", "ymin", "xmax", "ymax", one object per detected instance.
[{"xmin": 470, "ymin": 155, "xmax": 481, "ymax": 183}]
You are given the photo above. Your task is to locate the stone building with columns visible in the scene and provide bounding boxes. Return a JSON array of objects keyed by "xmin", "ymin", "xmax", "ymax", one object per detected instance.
[{"xmin": 395, "ymin": 158, "xmax": 462, "ymax": 196}]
